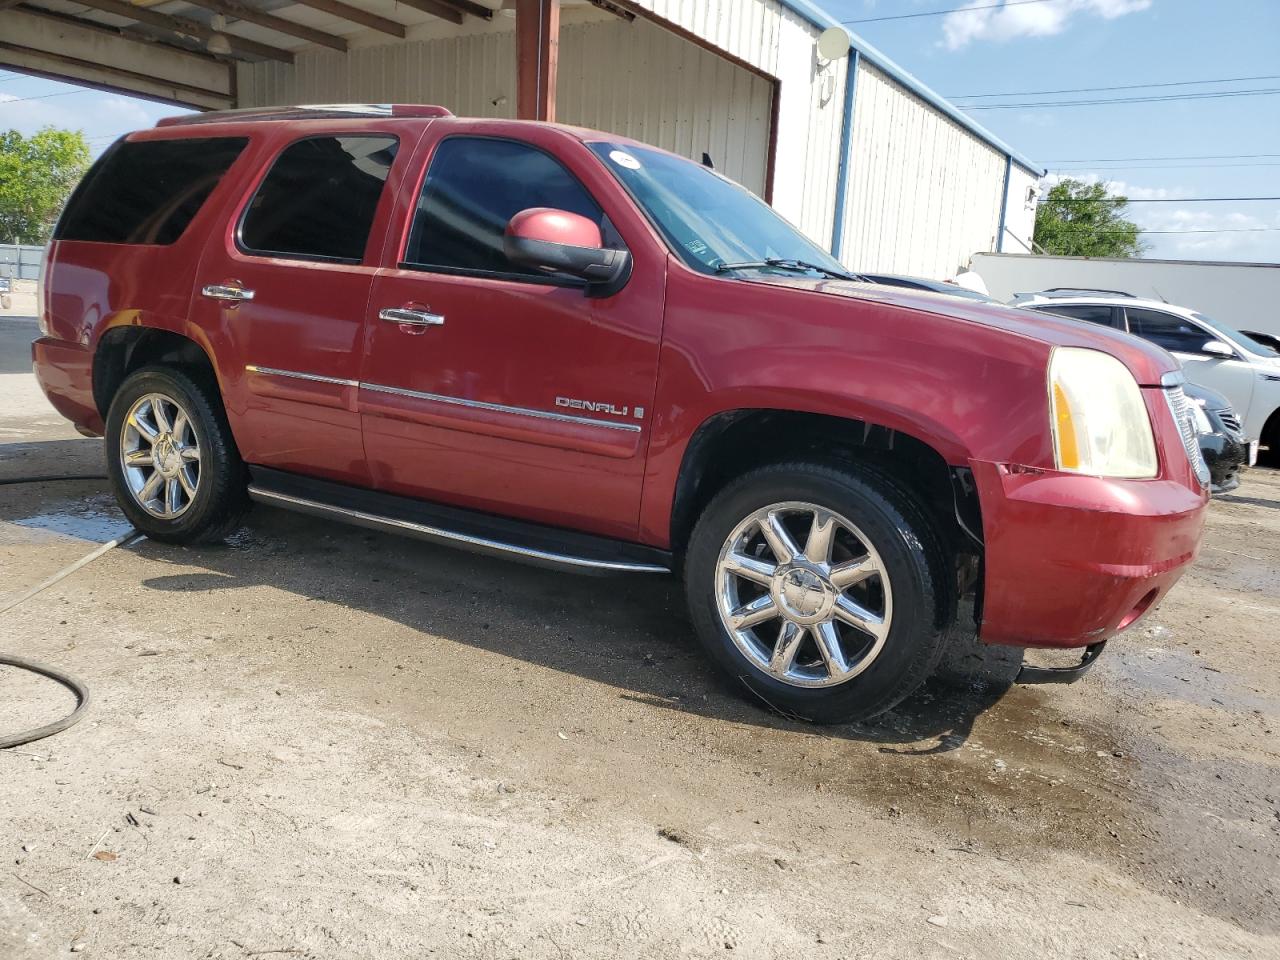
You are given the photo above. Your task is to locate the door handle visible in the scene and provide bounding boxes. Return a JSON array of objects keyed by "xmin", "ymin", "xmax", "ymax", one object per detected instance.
[
  {"xmin": 379, "ymin": 307, "xmax": 445, "ymax": 327},
  {"xmin": 201, "ymin": 283, "xmax": 255, "ymax": 302}
]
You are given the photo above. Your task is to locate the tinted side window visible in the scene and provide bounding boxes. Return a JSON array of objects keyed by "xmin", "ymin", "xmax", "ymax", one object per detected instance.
[
  {"xmin": 1126, "ymin": 308, "xmax": 1215, "ymax": 354},
  {"xmin": 405, "ymin": 137, "xmax": 610, "ymax": 279},
  {"xmin": 240, "ymin": 135, "xmax": 398, "ymax": 263},
  {"xmin": 55, "ymin": 137, "xmax": 247, "ymax": 245},
  {"xmin": 1033, "ymin": 304, "xmax": 1115, "ymax": 326}
]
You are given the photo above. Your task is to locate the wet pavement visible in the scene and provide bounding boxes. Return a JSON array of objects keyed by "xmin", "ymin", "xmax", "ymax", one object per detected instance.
[{"xmin": 2, "ymin": 314, "xmax": 1278, "ymax": 959}]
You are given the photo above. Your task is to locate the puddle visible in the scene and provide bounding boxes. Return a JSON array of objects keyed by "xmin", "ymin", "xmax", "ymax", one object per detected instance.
[
  {"xmin": 1, "ymin": 493, "xmax": 132, "ymax": 545},
  {"xmin": 1103, "ymin": 643, "xmax": 1277, "ymax": 715}
]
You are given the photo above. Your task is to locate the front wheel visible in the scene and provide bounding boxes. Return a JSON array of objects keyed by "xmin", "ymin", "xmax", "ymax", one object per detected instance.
[
  {"xmin": 105, "ymin": 365, "xmax": 248, "ymax": 544},
  {"xmin": 684, "ymin": 462, "xmax": 952, "ymax": 723}
]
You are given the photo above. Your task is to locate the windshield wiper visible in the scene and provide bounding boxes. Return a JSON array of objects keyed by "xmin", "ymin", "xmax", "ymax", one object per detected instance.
[{"xmin": 715, "ymin": 258, "xmax": 865, "ymax": 282}]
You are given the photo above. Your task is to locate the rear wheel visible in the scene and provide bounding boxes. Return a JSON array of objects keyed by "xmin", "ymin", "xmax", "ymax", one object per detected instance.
[
  {"xmin": 685, "ymin": 462, "xmax": 952, "ymax": 723},
  {"xmin": 105, "ymin": 365, "xmax": 248, "ymax": 544}
]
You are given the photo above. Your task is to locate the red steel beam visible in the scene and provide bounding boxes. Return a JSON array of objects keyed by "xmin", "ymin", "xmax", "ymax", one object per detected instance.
[{"xmin": 515, "ymin": 0, "xmax": 558, "ymax": 122}]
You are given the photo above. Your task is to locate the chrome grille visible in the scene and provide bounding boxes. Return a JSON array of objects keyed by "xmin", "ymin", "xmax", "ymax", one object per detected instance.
[
  {"xmin": 1164, "ymin": 385, "xmax": 1210, "ymax": 487},
  {"xmin": 1216, "ymin": 410, "xmax": 1244, "ymax": 435}
]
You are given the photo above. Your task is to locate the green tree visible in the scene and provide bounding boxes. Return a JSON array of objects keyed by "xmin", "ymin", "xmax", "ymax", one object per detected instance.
[
  {"xmin": 1033, "ymin": 178, "xmax": 1146, "ymax": 258},
  {"xmin": 0, "ymin": 127, "xmax": 91, "ymax": 244}
]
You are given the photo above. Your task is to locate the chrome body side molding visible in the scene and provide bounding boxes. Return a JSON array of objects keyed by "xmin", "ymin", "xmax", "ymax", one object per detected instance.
[
  {"xmin": 244, "ymin": 365, "xmax": 358, "ymax": 388},
  {"xmin": 244, "ymin": 365, "xmax": 643, "ymax": 433},
  {"xmin": 359, "ymin": 381, "xmax": 643, "ymax": 433}
]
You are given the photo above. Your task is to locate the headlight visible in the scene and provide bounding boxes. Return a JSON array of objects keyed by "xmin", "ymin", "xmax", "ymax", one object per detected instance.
[
  {"xmin": 1048, "ymin": 347, "xmax": 1158, "ymax": 478},
  {"xmin": 1190, "ymin": 398, "xmax": 1214, "ymax": 435}
]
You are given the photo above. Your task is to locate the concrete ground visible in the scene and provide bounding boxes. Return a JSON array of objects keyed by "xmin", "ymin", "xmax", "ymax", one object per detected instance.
[{"xmin": 2, "ymin": 313, "xmax": 1277, "ymax": 959}]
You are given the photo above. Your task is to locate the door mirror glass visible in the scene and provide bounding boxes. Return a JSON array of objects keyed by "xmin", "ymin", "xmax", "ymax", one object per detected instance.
[
  {"xmin": 1201, "ymin": 339, "xmax": 1235, "ymax": 358},
  {"xmin": 504, "ymin": 208, "xmax": 631, "ymax": 296}
]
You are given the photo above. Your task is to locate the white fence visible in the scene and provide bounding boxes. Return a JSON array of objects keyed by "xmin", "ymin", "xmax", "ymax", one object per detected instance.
[{"xmin": 0, "ymin": 244, "xmax": 44, "ymax": 281}]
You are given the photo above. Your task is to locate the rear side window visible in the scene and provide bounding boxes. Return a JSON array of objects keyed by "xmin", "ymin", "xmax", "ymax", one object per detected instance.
[
  {"xmin": 1032, "ymin": 304, "xmax": 1116, "ymax": 326},
  {"xmin": 404, "ymin": 137, "xmax": 612, "ymax": 279},
  {"xmin": 55, "ymin": 137, "xmax": 247, "ymax": 245},
  {"xmin": 239, "ymin": 135, "xmax": 398, "ymax": 263}
]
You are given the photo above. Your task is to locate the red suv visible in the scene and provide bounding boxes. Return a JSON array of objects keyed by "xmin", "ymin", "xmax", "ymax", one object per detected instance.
[{"xmin": 33, "ymin": 105, "xmax": 1208, "ymax": 723}]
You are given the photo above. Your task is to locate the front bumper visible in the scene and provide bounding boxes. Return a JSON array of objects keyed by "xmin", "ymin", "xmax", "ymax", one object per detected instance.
[
  {"xmin": 973, "ymin": 460, "xmax": 1207, "ymax": 649},
  {"xmin": 1201, "ymin": 432, "xmax": 1249, "ymax": 495},
  {"xmin": 32, "ymin": 336, "xmax": 102, "ymax": 436}
]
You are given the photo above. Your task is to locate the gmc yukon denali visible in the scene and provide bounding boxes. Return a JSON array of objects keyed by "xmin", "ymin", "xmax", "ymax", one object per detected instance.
[{"xmin": 32, "ymin": 105, "xmax": 1209, "ymax": 723}]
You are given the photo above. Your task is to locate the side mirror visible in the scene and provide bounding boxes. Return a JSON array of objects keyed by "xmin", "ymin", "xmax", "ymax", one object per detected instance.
[
  {"xmin": 1201, "ymin": 340, "xmax": 1235, "ymax": 359},
  {"xmin": 504, "ymin": 208, "xmax": 631, "ymax": 297}
]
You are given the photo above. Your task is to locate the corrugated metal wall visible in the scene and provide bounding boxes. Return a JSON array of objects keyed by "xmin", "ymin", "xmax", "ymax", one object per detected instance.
[
  {"xmin": 626, "ymin": 0, "xmax": 848, "ymax": 245},
  {"xmin": 836, "ymin": 61, "xmax": 1008, "ymax": 279},
  {"xmin": 558, "ymin": 18, "xmax": 773, "ymax": 197},
  {"xmin": 236, "ymin": 15, "xmax": 773, "ymax": 197},
  {"xmin": 1002, "ymin": 163, "xmax": 1040, "ymax": 255}
]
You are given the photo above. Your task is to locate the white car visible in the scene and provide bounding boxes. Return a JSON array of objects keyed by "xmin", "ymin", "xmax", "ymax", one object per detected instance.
[{"xmin": 1017, "ymin": 289, "xmax": 1280, "ymax": 465}]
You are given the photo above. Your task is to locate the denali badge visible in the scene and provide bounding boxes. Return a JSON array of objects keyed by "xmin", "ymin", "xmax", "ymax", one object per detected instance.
[{"xmin": 556, "ymin": 396, "xmax": 640, "ymax": 418}]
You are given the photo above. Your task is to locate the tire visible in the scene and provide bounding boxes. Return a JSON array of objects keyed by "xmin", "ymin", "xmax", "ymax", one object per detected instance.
[
  {"xmin": 684, "ymin": 461, "xmax": 952, "ymax": 724},
  {"xmin": 1260, "ymin": 410, "xmax": 1280, "ymax": 469},
  {"xmin": 104, "ymin": 365, "xmax": 248, "ymax": 544}
]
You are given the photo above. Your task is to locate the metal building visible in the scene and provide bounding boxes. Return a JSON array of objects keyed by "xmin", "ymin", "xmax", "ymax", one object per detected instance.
[{"xmin": 0, "ymin": 0, "xmax": 1041, "ymax": 277}]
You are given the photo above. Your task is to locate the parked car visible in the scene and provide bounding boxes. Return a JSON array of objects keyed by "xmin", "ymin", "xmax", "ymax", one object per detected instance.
[
  {"xmin": 0, "ymin": 276, "xmax": 11, "ymax": 310},
  {"xmin": 1017, "ymin": 290, "xmax": 1280, "ymax": 465},
  {"xmin": 859, "ymin": 272, "xmax": 1000, "ymax": 303},
  {"xmin": 33, "ymin": 105, "xmax": 1209, "ymax": 723},
  {"xmin": 1184, "ymin": 383, "xmax": 1252, "ymax": 494}
]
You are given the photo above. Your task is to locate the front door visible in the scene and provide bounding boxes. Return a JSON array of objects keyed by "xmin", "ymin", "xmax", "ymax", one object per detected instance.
[
  {"xmin": 359, "ymin": 132, "xmax": 665, "ymax": 540},
  {"xmin": 1125, "ymin": 306, "xmax": 1256, "ymax": 415},
  {"xmin": 193, "ymin": 130, "xmax": 406, "ymax": 486}
]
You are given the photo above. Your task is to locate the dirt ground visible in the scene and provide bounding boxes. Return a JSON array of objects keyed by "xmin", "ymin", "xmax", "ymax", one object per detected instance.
[{"xmin": 2, "ymin": 313, "xmax": 1277, "ymax": 959}]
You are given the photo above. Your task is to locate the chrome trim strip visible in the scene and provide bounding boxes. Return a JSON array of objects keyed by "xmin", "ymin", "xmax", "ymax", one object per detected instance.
[
  {"xmin": 245, "ymin": 365, "xmax": 358, "ymax": 388},
  {"xmin": 1160, "ymin": 370, "xmax": 1186, "ymax": 389},
  {"xmin": 247, "ymin": 487, "xmax": 669, "ymax": 574},
  {"xmin": 359, "ymin": 381, "xmax": 643, "ymax": 433}
]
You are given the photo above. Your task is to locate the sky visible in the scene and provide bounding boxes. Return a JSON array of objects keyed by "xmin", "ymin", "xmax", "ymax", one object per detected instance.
[
  {"xmin": 824, "ymin": 0, "xmax": 1280, "ymax": 261},
  {"xmin": 2, "ymin": 0, "xmax": 1278, "ymax": 262}
]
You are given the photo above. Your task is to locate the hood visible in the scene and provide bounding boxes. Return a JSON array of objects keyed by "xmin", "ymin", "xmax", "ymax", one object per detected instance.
[{"xmin": 748, "ymin": 277, "xmax": 1180, "ymax": 386}]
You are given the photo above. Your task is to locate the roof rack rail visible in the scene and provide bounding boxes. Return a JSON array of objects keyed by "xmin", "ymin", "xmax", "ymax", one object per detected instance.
[
  {"xmin": 156, "ymin": 104, "xmax": 454, "ymax": 127},
  {"xmin": 1038, "ymin": 287, "xmax": 1136, "ymax": 298}
]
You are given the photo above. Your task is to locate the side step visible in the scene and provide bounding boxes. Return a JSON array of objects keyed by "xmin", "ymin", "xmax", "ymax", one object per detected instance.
[
  {"xmin": 247, "ymin": 467, "xmax": 672, "ymax": 576},
  {"xmin": 1015, "ymin": 641, "xmax": 1107, "ymax": 684}
]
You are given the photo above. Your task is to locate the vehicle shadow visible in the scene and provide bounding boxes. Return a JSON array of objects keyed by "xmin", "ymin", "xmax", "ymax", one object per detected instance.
[
  {"xmin": 1218, "ymin": 492, "xmax": 1279, "ymax": 510},
  {"xmin": 2, "ymin": 434, "xmax": 1020, "ymax": 753},
  {"xmin": 125, "ymin": 501, "xmax": 1020, "ymax": 753}
]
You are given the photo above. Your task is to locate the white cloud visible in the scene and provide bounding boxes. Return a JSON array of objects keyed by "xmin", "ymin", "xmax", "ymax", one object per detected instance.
[
  {"xmin": 942, "ymin": 0, "xmax": 1152, "ymax": 50},
  {"xmin": 1042, "ymin": 172, "xmax": 1194, "ymax": 202}
]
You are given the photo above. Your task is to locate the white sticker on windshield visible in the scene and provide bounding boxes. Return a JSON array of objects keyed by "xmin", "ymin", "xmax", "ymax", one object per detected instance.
[{"xmin": 610, "ymin": 150, "xmax": 642, "ymax": 170}]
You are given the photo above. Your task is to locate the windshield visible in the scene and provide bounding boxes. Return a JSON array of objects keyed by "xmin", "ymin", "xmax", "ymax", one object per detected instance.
[
  {"xmin": 589, "ymin": 142, "xmax": 848, "ymax": 278},
  {"xmin": 1192, "ymin": 311, "xmax": 1279, "ymax": 358}
]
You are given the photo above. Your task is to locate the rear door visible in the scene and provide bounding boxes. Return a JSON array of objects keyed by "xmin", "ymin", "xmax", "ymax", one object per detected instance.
[
  {"xmin": 192, "ymin": 127, "xmax": 412, "ymax": 486},
  {"xmin": 358, "ymin": 129, "xmax": 666, "ymax": 540}
]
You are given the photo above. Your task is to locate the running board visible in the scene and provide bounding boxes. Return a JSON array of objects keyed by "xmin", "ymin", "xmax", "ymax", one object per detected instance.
[{"xmin": 247, "ymin": 467, "xmax": 672, "ymax": 576}]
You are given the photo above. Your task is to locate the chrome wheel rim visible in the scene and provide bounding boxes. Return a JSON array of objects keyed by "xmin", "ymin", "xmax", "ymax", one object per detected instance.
[
  {"xmin": 715, "ymin": 501, "xmax": 893, "ymax": 688},
  {"xmin": 119, "ymin": 393, "xmax": 201, "ymax": 520}
]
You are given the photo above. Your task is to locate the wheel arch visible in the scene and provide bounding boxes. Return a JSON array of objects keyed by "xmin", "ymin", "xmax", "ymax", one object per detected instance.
[
  {"xmin": 667, "ymin": 407, "xmax": 982, "ymax": 565},
  {"xmin": 92, "ymin": 323, "xmax": 220, "ymax": 420}
]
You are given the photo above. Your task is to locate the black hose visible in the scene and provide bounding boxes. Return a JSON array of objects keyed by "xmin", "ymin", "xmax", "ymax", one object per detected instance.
[
  {"xmin": 0, "ymin": 655, "xmax": 92, "ymax": 749},
  {"xmin": 1, "ymin": 472, "xmax": 114, "ymax": 746},
  {"xmin": 0, "ymin": 474, "xmax": 108, "ymax": 485}
]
